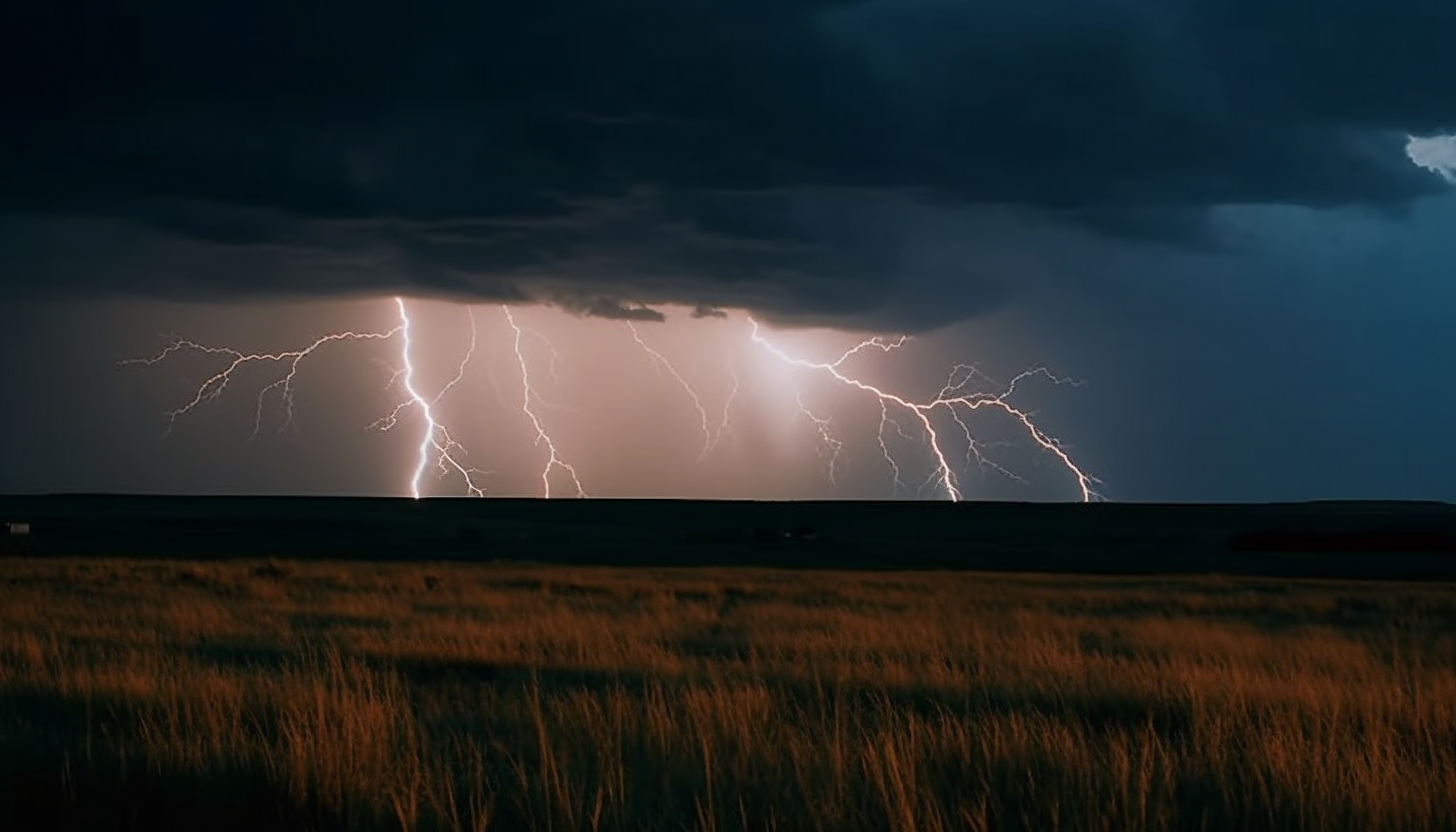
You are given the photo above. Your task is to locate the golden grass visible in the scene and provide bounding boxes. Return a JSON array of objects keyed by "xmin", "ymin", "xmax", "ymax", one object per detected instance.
[{"xmin": 1, "ymin": 558, "xmax": 1454, "ymax": 831}]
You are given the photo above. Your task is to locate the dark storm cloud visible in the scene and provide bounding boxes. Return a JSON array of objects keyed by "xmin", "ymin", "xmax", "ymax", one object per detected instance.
[
  {"xmin": 565, "ymin": 298, "xmax": 667, "ymax": 323},
  {"xmin": 1, "ymin": 0, "xmax": 1452, "ymax": 328}
]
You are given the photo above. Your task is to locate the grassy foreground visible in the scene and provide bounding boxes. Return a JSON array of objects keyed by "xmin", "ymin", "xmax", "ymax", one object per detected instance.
[{"xmin": 1, "ymin": 558, "xmax": 1453, "ymax": 832}]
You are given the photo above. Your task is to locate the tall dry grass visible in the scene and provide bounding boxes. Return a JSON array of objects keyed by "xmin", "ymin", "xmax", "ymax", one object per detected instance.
[{"xmin": 1, "ymin": 558, "xmax": 1453, "ymax": 831}]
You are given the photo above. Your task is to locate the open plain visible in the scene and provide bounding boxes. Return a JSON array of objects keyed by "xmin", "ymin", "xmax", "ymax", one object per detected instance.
[{"xmin": 2, "ymin": 547, "xmax": 1454, "ymax": 832}]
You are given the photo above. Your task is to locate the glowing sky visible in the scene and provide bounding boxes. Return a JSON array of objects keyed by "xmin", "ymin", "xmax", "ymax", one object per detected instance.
[
  {"xmin": 1, "ymin": 1, "xmax": 1454, "ymax": 501},
  {"xmin": 95, "ymin": 301, "xmax": 1102, "ymax": 500}
]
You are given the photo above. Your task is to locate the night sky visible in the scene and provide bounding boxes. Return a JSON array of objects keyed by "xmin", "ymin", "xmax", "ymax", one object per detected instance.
[{"xmin": 2, "ymin": 0, "xmax": 1453, "ymax": 501}]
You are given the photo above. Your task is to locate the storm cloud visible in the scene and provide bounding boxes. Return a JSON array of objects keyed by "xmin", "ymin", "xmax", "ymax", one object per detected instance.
[{"xmin": 1, "ymin": 0, "xmax": 1453, "ymax": 329}]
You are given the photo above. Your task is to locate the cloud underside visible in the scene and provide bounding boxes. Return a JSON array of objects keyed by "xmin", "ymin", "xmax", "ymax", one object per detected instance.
[{"xmin": 1, "ymin": 0, "xmax": 1453, "ymax": 329}]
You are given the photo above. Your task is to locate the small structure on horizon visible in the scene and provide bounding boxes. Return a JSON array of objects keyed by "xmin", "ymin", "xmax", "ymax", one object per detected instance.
[
  {"xmin": 786, "ymin": 524, "xmax": 818, "ymax": 542},
  {"xmin": 4, "ymin": 521, "xmax": 31, "ymax": 536}
]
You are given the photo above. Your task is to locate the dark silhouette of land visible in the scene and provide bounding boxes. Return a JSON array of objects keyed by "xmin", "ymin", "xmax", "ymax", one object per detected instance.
[
  {"xmin": 3, "ymin": 495, "xmax": 1454, "ymax": 831},
  {"xmin": 3, "ymin": 494, "xmax": 1454, "ymax": 579}
]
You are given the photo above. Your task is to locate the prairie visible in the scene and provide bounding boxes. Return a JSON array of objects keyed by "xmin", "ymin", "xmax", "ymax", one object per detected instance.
[{"xmin": 1, "ymin": 557, "xmax": 1453, "ymax": 831}]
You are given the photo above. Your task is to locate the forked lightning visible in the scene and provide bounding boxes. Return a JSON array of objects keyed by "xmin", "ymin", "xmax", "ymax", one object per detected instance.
[{"xmin": 127, "ymin": 299, "xmax": 1098, "ymax": 501}]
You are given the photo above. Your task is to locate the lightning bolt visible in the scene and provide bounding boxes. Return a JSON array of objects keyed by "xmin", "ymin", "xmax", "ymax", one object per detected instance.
[
  {"xmin": 710, "ymin": 356, "xmax": 740, "ymax": 455},
  {"xmin": 832, "ymin": 334, "xmax": 911, "ymax": 365},
  {"xmin": 125, "ymin": 299, "xmax": 1097, "ymax": 501},
  {"xmin": 124, "ymin": 298, "xmax": 488, "ymax": 499},
  {"xmin": 626, "ymin": 321, "xmax": 714, "ymax": 460},
  {"xmin": 876, "ymin": 400, "xmax": 907, "ymax": 496},
  {"xmin": 371, "ymin": 304, "xmax": 479, "ymax": 434},
  {"xmin": 503, "ymin": 306, "xmax": 587, "ymax": 498},
  {"xmin": 121, "ymin": 325, "xmax": 404, "ymax": 438},
  {"xmin": 389, "ymin": 298, "xmax": 488, "ymax": 499},
  {"xmin": 748, "ymin": 319, "xmax": 1099, "ymax": 502},
  {"xmin": 796, "ymin": 392, "xmax": 846, "ymax": 486}
]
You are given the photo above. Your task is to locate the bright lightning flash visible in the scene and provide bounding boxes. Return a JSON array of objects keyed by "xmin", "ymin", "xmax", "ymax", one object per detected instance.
[
  {"xmin": 127, "ymin": 299, "xmax": 1098, "ymax": 501},
  {"xmin": 122, "ymin": 325, "xmax": 403, "ymax": 438},
  {"xmin": 626, "ymin": 321, "xmax": 715, "ymax": 459},
  {"xmin": 386, "ymin": 298, "xmax": 488, "ymax": 499},
  {"xmin": 796, "ymin": 392, "xmax": 846, "ymax": 485},
  {"xmin": 748, "ymin": 319, "xmax": 1100, "ymax": 502},
  {"xmin": 503, "ymin": 306, "xmax": 587, "ymax": 498},
  {"xmin": 125, "ymin": 297, "xmax": 488, "ymax": 499}
]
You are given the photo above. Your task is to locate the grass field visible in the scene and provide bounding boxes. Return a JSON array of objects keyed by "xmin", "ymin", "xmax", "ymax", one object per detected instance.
[{"xmin": 1, "ymin": 557, "xmax": 1454, "ymax": 831}]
